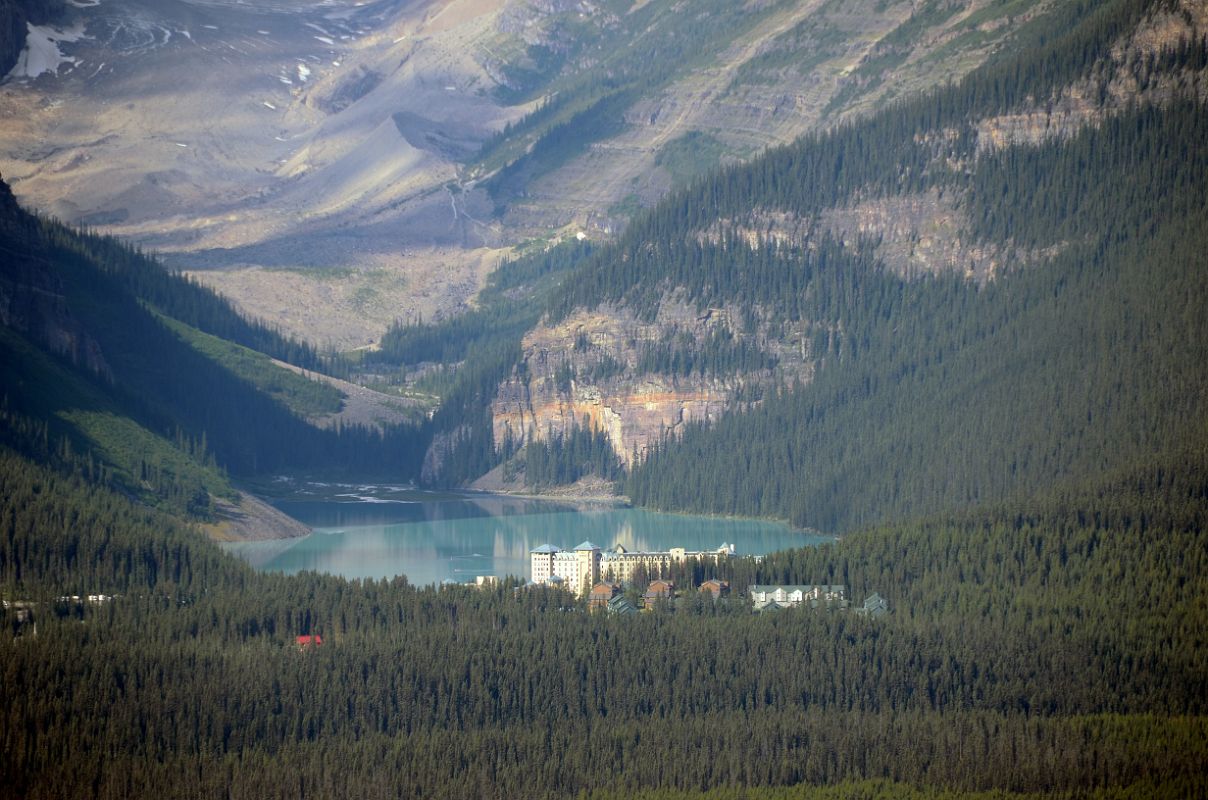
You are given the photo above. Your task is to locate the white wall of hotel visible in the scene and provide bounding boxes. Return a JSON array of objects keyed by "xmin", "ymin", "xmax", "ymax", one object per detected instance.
[{"xmin": 530, "ymin": 542, "xmax": 736, "ymax": 594}]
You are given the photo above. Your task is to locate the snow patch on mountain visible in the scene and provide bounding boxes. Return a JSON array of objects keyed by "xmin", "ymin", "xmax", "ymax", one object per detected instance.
[{"xmin": 7, "ymin": 21, "xmax": 88, "ymax": 79}]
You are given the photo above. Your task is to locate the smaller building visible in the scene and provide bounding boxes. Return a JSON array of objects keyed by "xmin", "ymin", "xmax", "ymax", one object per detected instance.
[
  {"xmin": 588, "ymin": 581, "xmax": 621, "ymax": 610},
  {"xmin": 699, "ymin": 579, "xmax": 730, "ymax": 599},
  {"xmin": 859, "ymin": 593, "xmax": 889, "ymax": 618},
  {"xmin": 607, "ymin": 595, "xmax": 639, "ymax": 616},
  {"xmin": 748, "ymin": 584, "xmax": 847, "ymax": 610},
  {"xmin": 643, "ymin": 579, "xmax": 676, "ymax": 608},
  {"xmin": 295, "ymin": 634, "xmax": 323, "ymax": 648}
]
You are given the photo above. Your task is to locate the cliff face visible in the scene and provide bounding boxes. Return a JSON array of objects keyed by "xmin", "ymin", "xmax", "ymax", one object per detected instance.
[
  {"xmin": 491, "ymin": 302, "xmax": 812, "ymax": 465},
  {"xmin": 0, "ymin": 268, "xmax": 111, "ymax": 377},
  {"xmin": 711, "ymin": 194, "xmax": 1004, "ymax": 283},
  {"xmin": 975, "ymin": 0, "xmax": 1208, "ymax": 153},
  {"xmin": 493, "ymin": 370, "xmax": 733, "ymax": 468}
]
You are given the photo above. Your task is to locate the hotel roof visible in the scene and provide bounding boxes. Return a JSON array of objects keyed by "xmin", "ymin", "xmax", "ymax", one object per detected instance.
[
  {"xmin": 574, "ymin": 541, "xmax": 601, "ymax": 551},
  {"xmin": 530, "ymin": 544, "xmax": 561, "ymax": 554}
]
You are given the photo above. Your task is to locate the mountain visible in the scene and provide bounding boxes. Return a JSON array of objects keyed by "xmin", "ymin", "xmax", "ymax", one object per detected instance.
[
  {"xmin": 1, "ymin": 3, "xmax": 1207, "ymax": 797},
  {"xmin": 382, "ymin": 0, "xmax": 1208, "ymax": 529},
  {"xmin": 0, "ymin": 0, "xmax": 1054, "ymax": 349},
  {"xmin": 0, "ymin": 174, "xmax": 426, "ymax": 528},
  {"xmin": 11, "ymin": 0, "xmax": 1187, "ymax": 535}
]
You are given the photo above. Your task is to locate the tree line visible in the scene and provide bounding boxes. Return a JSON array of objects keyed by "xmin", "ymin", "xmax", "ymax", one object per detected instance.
[
  {"xmin": 1, "ymin": 430, "xmax": 1205, "ymax": 797},
  {"xmin": 625, "ymin": 98, "xmax": 1208, "ymax": 532}
]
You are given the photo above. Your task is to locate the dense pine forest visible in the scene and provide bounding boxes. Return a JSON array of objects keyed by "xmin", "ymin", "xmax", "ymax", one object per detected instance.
[
  {"xmin": 3, "ymin": 0, "xmax": 1208, "ymax": 796},
  {"xmin": 1, "ymin": 429, "xmax": 1205, "ymax": 797},
  {"xmin": 391, "ymin": 0, "xmax": 1208, "ymax": 516},
  {"xmin": 626, "ymin": 100, "xmax": 1208, "ymax": 530}
]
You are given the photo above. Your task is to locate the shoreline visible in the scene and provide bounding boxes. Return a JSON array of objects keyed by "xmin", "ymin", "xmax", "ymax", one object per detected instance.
[
  {"xmin": 219, "ymin": 475, "xmax": 832, "ymax": 543},
  {"xmin": 456, "ymin": 485, "xmax": 631, "ymax": 507},
  {"xmin": 200, "ymin": 490, "xmax": 313, "ymax": 543}
]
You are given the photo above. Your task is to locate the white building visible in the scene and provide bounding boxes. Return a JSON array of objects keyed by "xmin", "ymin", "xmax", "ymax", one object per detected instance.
[
  {"xmin": 748, "ymin": 584, "xmax": 847, "ymax": 610},
  {"xmin": 529, "ymin": 544, "xmax": 561, "ymax": 585},
  {"xmin": 530, "ymin": 542, "xmax": 736, "ymax": 595},
  {"xmin": 530, "ymin": 541, "xmax": 602, "ymax": 596}
]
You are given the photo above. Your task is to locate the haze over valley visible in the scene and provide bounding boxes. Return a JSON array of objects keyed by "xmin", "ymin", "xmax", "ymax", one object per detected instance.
[
  {"xmin": 2, "ymin": 0, "xmax": 1059, "ymax": 347},
  {"xmin": 2, "ymin": 1, "xmax": 1208, "ymax": 797}
]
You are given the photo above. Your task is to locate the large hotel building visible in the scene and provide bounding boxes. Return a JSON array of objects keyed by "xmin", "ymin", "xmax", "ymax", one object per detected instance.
[{"xmin": 530, "ymin": 541, "xmax": 736, "ymax": 595}]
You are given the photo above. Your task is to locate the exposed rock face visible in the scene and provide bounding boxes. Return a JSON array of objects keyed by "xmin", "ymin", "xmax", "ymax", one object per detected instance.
[
  {"xmin": 0, "ymin": 268, "xmax": 112, "ymax": 376},
  {"xmin": 820, "ymin": 190, "xmax": 1006, "ymax": 281},
  {"xmin": 976, "ymin": 0, "xmax": 1208, "ymax": 153},
  {"xmin": 492, "ymin": 302, "xmax": 810, "ymax": 465},
  {"xmin": 314, "ymin": 66, "xmax": 383, "ymax": 115},
  {"xmin": 494, "ymin": 372, "xmax": 733, "ymax": 468},
  {"xmin": 701, "ymin": 193, "xmax": 1005, "ymax": 283},
  {"xmin": 421, "ymin": 425, "xmax": 469, "ymax": 486},
  {"xmin": 974, "ymin": 89, "xmax": 1103, "ymax": 154}
]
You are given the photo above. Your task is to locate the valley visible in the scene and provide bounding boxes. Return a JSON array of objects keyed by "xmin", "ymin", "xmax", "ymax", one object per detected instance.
[
  {"xmin": 3, "ymin": 0, "xmax": 1056, "ymax": 349},
  {"xmin": 1, "ymin": 0, "xmax": 1207, "ymax": 797},
  {"xmin": 1, "ymin": 0, "xmax": 519, "ymax": 347}
]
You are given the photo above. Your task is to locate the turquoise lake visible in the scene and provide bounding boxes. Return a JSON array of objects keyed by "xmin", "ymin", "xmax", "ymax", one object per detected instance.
[{"xmin": 224, "ymin": 482, "xmax": 832, "ymax": 586}]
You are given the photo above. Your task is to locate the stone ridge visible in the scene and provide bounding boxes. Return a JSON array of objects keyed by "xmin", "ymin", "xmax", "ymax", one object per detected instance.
[{"xmin": 491, "ymin": 302, "xmax": 812, "ymax": 466}]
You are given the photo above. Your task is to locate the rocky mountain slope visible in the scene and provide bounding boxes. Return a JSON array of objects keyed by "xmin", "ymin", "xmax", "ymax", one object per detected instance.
[
  {"xmin": 9, "ymin": 0, "xmax": 1202, "ymax": 500},
  {"xmin": 1, "ymin": 0, "xmax": 1052, "ymax": 349},
  {"xmin": 459, "ymin": 0, "xmax": 1208, "ymax": 493}
]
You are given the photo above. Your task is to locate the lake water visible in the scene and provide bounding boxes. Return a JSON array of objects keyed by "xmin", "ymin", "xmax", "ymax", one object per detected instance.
[{"xmin": 224, "ymin": 482, "xmax": 832, "ymax": 586}]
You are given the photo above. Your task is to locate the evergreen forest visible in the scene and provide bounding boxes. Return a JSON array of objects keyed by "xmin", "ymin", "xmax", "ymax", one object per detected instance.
[{"xmin": 2, "ymin": 0, "xmax": 1207, "ymax": 797}]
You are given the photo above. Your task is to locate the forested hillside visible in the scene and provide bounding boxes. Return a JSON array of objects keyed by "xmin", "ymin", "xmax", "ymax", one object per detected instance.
[
  {"xmin": 0, "ymin": 177, "xmax": 426, "ymax": 517},
  {"xmin": 626, "ymin": 99, "xmax": 1208, "ymax": 530},
  {"xmin": 1, "ymin": 425, "xmax": 1205, "ymax": 797},
  {"xmin": 391, "ymin": 0, "xmax": 1208, "ymax": 536},
  {"xmin": 2, "ymin": 0, "xmax": 1207, "ymax": 796}
]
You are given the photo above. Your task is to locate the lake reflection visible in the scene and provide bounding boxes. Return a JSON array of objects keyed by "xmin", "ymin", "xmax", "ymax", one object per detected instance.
[{"xmin": 225, "ymin": 484, "xmax": 831, "ymax": 586}]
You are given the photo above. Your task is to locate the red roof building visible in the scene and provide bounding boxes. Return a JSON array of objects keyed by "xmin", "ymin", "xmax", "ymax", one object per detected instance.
[
  {"xmin": 588, "ymin": 581, "xmax": 621, "ymax": 610},
  {"xmin": 295, "ymin": 634, "xmax": 323, "ymax": 647},
  {"xmin": 643, "ymin": 579, "xmax": 676, "ymax": 608}
]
